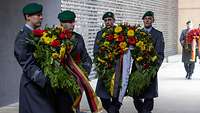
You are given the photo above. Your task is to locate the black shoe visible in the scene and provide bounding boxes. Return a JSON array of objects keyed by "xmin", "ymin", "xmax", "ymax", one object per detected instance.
[
  {"xmin": 188, "ymin": 73, "xmax": 192, "ymax": 79},
  {"xmin": 185, "ymin": 74, "xmax": 189, "ymax": 79}
]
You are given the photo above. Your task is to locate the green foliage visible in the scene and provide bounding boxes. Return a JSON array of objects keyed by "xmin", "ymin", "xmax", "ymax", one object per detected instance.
[
  {"xmin": 94, "ymin": 57, "xmax": 115, "ymax": 95},
  {"xmin": 127, "ymin": 65, "xmax": 158, "ymax": 96},
  {"xmin": 34, "ymin": 43, "xmax": 80, "ymax": 98}
]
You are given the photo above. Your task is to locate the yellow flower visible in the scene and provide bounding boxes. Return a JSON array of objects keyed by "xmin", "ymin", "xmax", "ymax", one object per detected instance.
[
  {"xmin": 114, "ymin": 26, "xmax": 122, "ymax": 33},
  {"xmin": 41, "ymin": 33, "xmax": 57, "ymax": 45},
  {"xmin": 123, "ymin": 47, "xmax": 128, "ymax": 52},
  {"xmin": 141, "ymin": 46, "xmax": 146, "ymax": 51},
  {"xmin": 136, "ymin": 41, "xmax": 144, "ymax": 47},
  {"xmin": 57, "ymin": 25, "xmax": 64, "ymax": 32},
  {"xmin": 52, "ymin": 35, "xmax": 57, "ymax": 40},
  {"xmin": 127, "ymin": 29, "xmax": 135, "ymax": 37},
  {"xmin": 59, "ymin": 45, "xmax": 66, "ymax": 60},
  {"xmin": 119, "ymin": 42, "xmax": 127, "ymax": 50},
  {"xmin": 119, "ymin": 42, "xmax": 128, "ymax": 52},
  {"xmin": 140, "ymin": 32, "xmax": 146, "ymax": 36},
  {"xmin": 52, "ymin": 53, "xmax": 60, "ymax": 59},
  {"xmin": 97, "ymin": 57, "xmax": 106, "ymax": 64},
  {"xmin": 151, "ymin": 56, "xmax": 158, "ymax": 62},
  {"xmin": 136, "ymin": 41, "xmax": 146, "ymax": 51},
  {"xmin": 102, "ymin": 32, "xmax": 107, "ymax": 38},
  {"xmin": 104, "ymin": 41, "xmax": 110, "ymax": 47},
  {"xmin": 41, "ymin": 36, "xmax": 51, "ymax": 44},
  {"xmin": 136, "ymin": 57, "xmax": 143, "ymax": 61}
]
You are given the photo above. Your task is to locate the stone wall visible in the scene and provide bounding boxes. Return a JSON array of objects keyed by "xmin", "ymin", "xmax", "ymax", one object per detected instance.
[{"xmin": 61, "ymin": 0, "xmax": 178, "ymax": 77}]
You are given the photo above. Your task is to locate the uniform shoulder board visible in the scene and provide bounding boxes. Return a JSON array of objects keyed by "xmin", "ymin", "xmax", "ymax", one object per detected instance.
[{"xmin": 19, "ymin": 28, "xmax": 24, "ymax": 33}]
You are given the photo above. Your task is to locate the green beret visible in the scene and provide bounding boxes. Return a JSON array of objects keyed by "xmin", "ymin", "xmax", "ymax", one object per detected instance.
[
  {"xmin": 23, "ymin": 3, "xmax": 43, "ymax": 15},
  {"xmin": 102, "ymin": 12, "xmax": 115, "ymax": 20},
  {"xmin": 58, "ymin": 10, "xmax": 76, "ymax": 22},
  {"xmin": 186, "ymin": 20, "xmax": 191, "ymax": 24},
  {"xmin": 142, "ymin": 11, "xmax": 154, "ymax": 19}
]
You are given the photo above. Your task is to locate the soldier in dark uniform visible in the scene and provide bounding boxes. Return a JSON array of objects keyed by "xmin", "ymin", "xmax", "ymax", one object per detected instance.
[
  {"xmin": 93, "ymin": 12, "xmax": 122, "ymax": 113},
  {"xmin": 56, "ymin": 10, "xmax": 92, "ymax": 113},
  {"xmin": 180, "ymin": 21, "xmax": 195, "ymax": 79},
  {"xmin": 57, "ymin": 11, "xmax": 92, "ymax": 77},
  {"xmin": 132, "ymin": 11, "xmax": 165, "ymax": 113},
  {"xmin": 14, "ymin": 3, "xmax": 57, "ymax": 113}
]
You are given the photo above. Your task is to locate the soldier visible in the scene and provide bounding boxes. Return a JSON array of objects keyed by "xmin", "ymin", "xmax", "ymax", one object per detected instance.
[
  {"xmin": 180, "ymin": 21, "xmax": 195, "ymax": 79},
  {"xmin": 132, "ymin": 11, "xmax": 165, "ymax": 113},
  {"xmin": 14, "ymin": 3, "xmax": 57, "ymax": 113},
  {"xmin": 56, "ymin": 10, "xmax": 92, "ymax": 113},
  {"xmin": 93, "ymin": 12, "xmax": 122, "ymax": 113}
]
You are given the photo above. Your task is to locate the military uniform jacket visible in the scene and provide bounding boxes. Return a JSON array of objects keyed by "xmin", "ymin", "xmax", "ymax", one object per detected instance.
[
  {"xmin": 179, "ymin": 29, "xmax": 196, "ymax": 63},
  {"xmin": 70, "ymin": 32, "xmax": 92, "ymax": 74},
  {"xmin": 14, "ymin": 25, "xmax": 57, "ymax": 113}
]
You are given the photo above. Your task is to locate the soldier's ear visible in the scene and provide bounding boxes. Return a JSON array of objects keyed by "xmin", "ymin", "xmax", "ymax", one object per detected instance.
[
  {"xmin": 152, "ymin": 17, "xmax": 155, "ymax": 23},
  {"xmin": 25, "ymin": 15, "xmax": 30, "ymax": 21},
  {"xmin": 113, "ymin": 18, "xmax": 115, "ymax": 23}
]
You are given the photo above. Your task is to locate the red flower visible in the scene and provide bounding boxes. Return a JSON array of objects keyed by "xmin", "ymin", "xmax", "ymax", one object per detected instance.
[
  {"xmin": 63, "ymin": 30, "xmax": 72, "ymax": 39},
  {"xmin": 195, "ymin": 29, "xmax": 200, "ymax": 36},
  {"xmin": 186, "ymin": 34, "xmax": 193, "ymax": 44},
  {"xmin": 59, "ymin": 32, "xmax": 65, "ymax": 40},
  {"xmin": 51, "ymin": 40, "xmax": 60, "ymax": 47},
  {"xmin": 106, "ymin": 34, "xmax": 114, "ymax": 41},
  {"xmin": 144, "ymin": 63, "xmax": 149, "ymax": 69},
  {"xmin": 186, "ymin": 28, "xmax": 200, "ymax": 44},
  {"xmin": 117, "ymin": 35, "xmax": 125, "ymax": 42},
  {"xmin": 59, "ymin": 30, "xmax": 73, "ymax": 40},
  {"xmin": 128, "ymin": 36, "xmax": 137, "ymax": 45},
  {"xmin": 32, "ymin": 29, "xmax": 46, "ymax": 37}
]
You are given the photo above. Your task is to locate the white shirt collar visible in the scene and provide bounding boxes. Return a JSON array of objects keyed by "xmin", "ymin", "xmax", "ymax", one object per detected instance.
[
  {"xmin": 144, "ymin": 27, "xmax": 152, "ymax": 33},
  {"xmin": 25, "ymin": 24, "xmax": 34, "ymax": 30}
]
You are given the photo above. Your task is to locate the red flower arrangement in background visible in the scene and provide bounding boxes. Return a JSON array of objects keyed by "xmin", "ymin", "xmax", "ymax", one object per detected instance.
[
  {"xmin": 186, "ymin": 28, "xmax": 200, "ymax": 61},
  {"xmin": 186, "ymin": 28, "xmax": 200, "ymax": 44}
]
